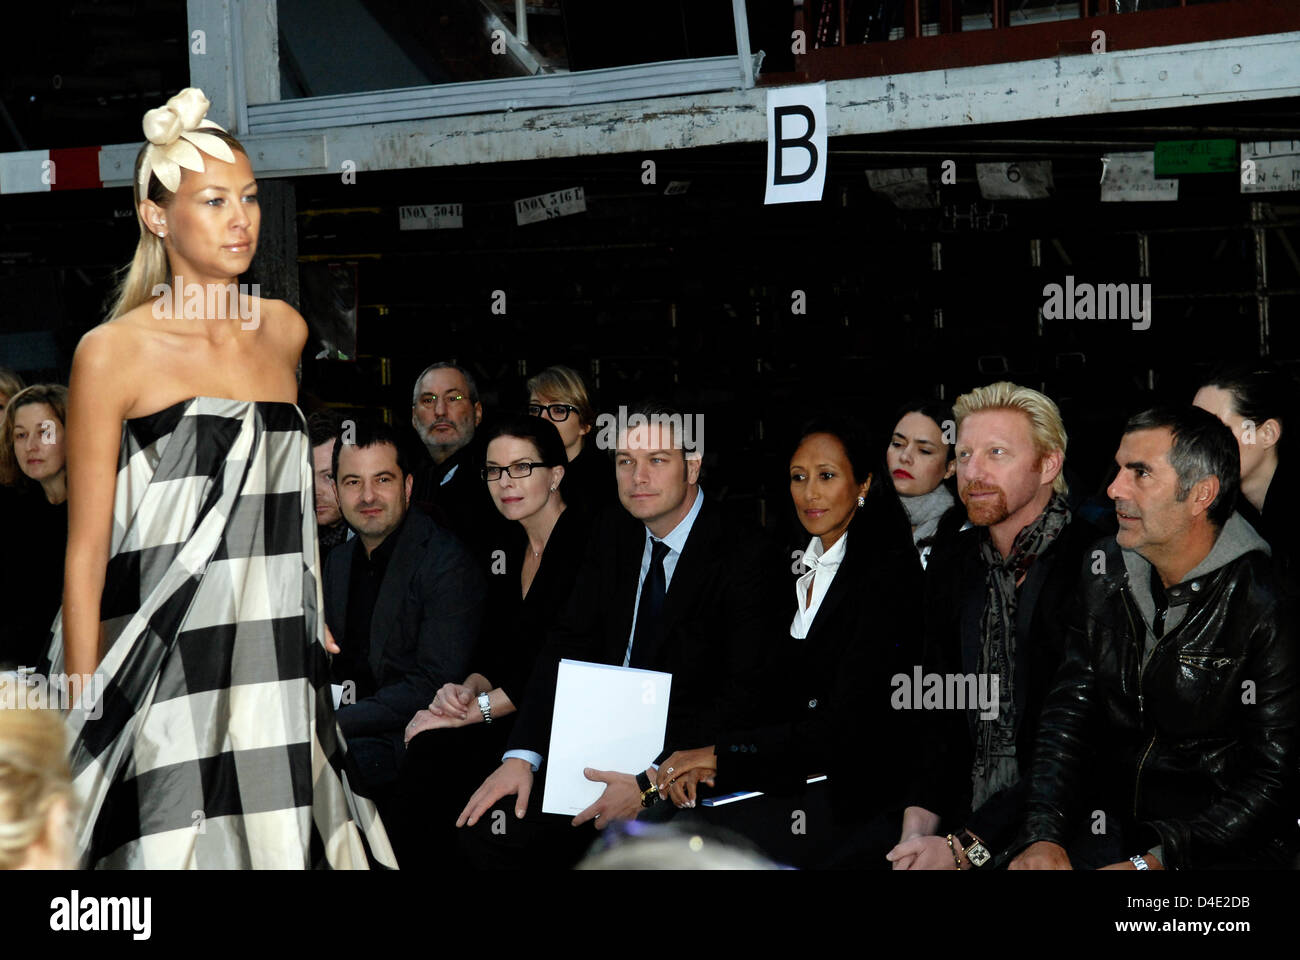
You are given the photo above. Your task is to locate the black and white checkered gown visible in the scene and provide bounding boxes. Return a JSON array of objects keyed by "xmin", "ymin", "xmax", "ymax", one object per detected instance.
[{"xmin": 44, "ymin": 397, "xmax": 397, "ymax": 869}]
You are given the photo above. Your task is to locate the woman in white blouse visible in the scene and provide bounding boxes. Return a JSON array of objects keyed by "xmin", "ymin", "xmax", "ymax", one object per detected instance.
[{"xmin": 653, "ymin": 416, "xmax": 925, "ymax": 868}]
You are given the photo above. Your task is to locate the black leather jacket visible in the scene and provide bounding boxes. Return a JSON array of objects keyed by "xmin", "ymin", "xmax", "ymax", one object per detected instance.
[{"xmin": 1019, "ymin": 534, "xmax": 1299, "ymax": 869}]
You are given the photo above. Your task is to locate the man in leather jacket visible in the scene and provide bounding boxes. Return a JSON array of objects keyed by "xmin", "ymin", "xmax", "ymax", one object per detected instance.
[{"xmin": 1012, "ymin": 405, "xmax": 1299, "ymax": 870}]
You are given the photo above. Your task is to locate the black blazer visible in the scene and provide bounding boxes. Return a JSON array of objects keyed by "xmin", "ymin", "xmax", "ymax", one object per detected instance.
[
  {"xmin": 507, "ymin": 495, "xmax": 782, "ymax": 763},
  {"xmin": 323, "ymin": 509, "xmax": 486, "ymax": 742},
  {"xmin": 473, "ymin": 504, "xmax": 594, "ymax": 709},
  {"xmin": 0, "ymin": 482, "xmax": 66, "ymax": 669},
  {"xmin": 1238, "ymin": 454, "xmax": 1300, "ymax": 597},
  {"xmin": 910, "ymin": 509, "xmax": 1102, "ymax": 858},
  {"xmin": 410, "ymin": 436, "xmax": 512, "ymax": 568},
  {"xmin": 714, "ymin": 495, "xmax": 926, "ymax": 822}
]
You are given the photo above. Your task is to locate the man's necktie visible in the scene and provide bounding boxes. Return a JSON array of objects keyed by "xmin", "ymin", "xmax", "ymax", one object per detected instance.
[{"xmin": 625, "ymin": 539, "xmax": 670, "ymax": 668}]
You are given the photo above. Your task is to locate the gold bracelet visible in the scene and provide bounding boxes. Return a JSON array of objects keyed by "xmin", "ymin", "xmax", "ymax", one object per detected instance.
[{"xmin": 944, "ymin": 834, "xmax": 964, "ymax": 870}]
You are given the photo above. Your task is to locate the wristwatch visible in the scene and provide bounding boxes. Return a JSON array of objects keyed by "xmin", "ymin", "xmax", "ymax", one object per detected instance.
[
  {"xmin": 635, "ymin": 770, "xmax": 660, "ymax": 807},
  {"xmin": 477, "ymin": 691, "xmax": 492, "ymax": 724},
  {"xmin": 955, "ymin": 829, "xmax": 991, "ymax": 868},
  {"xmin": 1130, "ymin": 854, "xmax": 1150, "ymax": 871}
]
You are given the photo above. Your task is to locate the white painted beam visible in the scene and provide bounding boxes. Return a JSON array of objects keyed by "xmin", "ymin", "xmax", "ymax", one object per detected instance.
[
  {"xmin": 81, "ymin": 30, "xmax": 1300, "ymax": 187},
  {"xmin": 187, "ymin": 0, "xmax": 237, "ymax": 130}
]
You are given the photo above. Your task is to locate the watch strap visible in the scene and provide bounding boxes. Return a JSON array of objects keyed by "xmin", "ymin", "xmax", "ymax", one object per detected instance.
[
  {"xmin": 636, "ymin": 770, "xmax": 659, "ymax": 807},
  {"xmin": 955, "ymin": 829, "xmax": 991, "ymax": 868}
]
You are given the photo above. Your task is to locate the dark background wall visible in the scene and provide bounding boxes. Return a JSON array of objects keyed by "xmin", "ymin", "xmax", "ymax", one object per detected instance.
[{"xmin": 2, "ymin": 76, "xmax": 1297, "ymax": 536}]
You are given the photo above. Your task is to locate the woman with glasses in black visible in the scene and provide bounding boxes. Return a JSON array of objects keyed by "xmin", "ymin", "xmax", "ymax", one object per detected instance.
[
  {"xmin": 394, "ymin": 413, "xmax": 595, "ymax": 865},
  {"xmin": 526, "ymin": 364, "xmax": 615, "ymax": 510}
]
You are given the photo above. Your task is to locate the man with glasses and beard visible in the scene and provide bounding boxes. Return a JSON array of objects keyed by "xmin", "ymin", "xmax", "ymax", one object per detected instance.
[
  {"xmin": 409, "ymin": 361, "xmax": 509, "ymax": 563},
  {"xmin": 888, "ymin": 382, "xmax": 1104, "ymax": 870}
]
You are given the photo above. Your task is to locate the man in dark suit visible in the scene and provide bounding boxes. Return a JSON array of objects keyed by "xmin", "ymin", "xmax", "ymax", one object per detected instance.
[
  {"xmin": 455, "ymin": 401, "xmax": 779, "ymax": 867},
  {"xmin": 325, "ymin": 418, "xmax": 486, "ymax": 820}
]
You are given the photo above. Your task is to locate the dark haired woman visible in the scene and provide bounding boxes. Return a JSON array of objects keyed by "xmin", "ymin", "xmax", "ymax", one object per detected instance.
[
  {"xmin": 653, "ymin": 416, "xmax": 925, "ymax": 868},
  {"xmin": 397, "ymin": 414, "xmax": 594, "ymax": 865},
  {"xmin": 886, "ymin": 401, "xmax": 966, "ymax": 568},
  {"xmin": 1194, "ymin": 362, "xmax": 1299, "ymax": 590},
  {"xmin": 45, "ymin": 88, "xmax": 393, "ymax": 868}
]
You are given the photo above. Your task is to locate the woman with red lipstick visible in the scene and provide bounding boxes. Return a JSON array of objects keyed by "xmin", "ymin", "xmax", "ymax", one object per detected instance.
[
  {"xmin": 39, "ymin": 89, "xmax": 394, "ymax": 869},
  {"xmin": 0, "ymin": 384, "xmax": 69, "ymax": 669},
  {"xmin": 397, "ymin": 413, "xmax": 593, "ymax": 865},
  {"xmin": 886, "ymin": 401, "xmax": 966, "ymax": 568},
  {"xmin": 653, "ymin": 416, "xmax": 924, "ymax": 867}
]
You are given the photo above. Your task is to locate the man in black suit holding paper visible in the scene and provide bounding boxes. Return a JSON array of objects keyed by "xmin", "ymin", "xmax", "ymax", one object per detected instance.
[{"xmin": 455, "ymin": 401, "xmax": 778, "ymax": 866}]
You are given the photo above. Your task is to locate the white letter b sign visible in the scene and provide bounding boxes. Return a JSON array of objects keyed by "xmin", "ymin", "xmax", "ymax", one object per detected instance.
[{"xmin": 765, "ymin": 84, "xmax": 827, "ymax": 205}]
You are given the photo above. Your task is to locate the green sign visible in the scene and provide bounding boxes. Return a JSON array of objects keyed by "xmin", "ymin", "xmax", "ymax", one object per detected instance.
[{"xmin": 1154, "ymin": 139, "xmax": 1237, "ymax": 175}]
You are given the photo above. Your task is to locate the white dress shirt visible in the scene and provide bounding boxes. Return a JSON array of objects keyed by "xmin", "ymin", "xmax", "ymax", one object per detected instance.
[{"xmin": 791, "ymin": 531, "xmax": 848, "ymax": 639}]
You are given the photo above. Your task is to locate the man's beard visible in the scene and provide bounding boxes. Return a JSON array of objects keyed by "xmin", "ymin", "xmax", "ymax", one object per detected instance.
[
  {"xmin": 961, "ymin": 483, "xmax": 1011, "ymax": 526},
  {"xmin": 419, "ymin": 420, "xmax": 465, "ymax": 454}
]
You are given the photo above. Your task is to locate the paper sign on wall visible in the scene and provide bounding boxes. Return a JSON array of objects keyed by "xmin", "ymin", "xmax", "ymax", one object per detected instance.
[
  {"xmin": 1241, "ymin": 141, "xmax": 1300, "ymax": 195},
  {"xmin": 515, "ymin": 186, "xmax": 586, "ymax": 225},
  {"xmin": 1100, "ymin": 152, "xmax": 1178, "ymax": 203},
  {"xmin": 399, "ymin": 204, "xmax": 463, "ymax": 229},
  {"xmin": 765, "ymin": 84, "xmax": 827, "ymax": 205}
]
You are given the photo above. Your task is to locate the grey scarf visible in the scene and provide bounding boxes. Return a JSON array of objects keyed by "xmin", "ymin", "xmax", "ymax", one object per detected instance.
[
  {"xmin": 971, "ymin": 492, "xmax": 1072, "ymax": 810},
  {"xmin": 900, "ymin": 483, "xmax": 956, "ymax": 548}
]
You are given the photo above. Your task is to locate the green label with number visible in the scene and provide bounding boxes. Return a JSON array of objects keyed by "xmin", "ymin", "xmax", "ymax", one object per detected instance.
[{"xmin": 1154, "ymin": 140, "xmax": 1237, "ymax": 175}]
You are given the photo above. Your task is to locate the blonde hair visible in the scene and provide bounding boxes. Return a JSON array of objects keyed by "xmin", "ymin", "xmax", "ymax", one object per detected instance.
[
  {"xmin": 0, "ymin": 679, "xmax": 74, "ymax": 869},
  {"xmin": 0, "ymin": 368, "xmax": 25, "ymax": 405},
  {"xmin": 106, "ymin": 128, "xmax": 249, "ymax": 321},
  {"xmin": 953, "ymin": 381, "xmax": 1069, "ymax": 496},
  {"xmin": 526, "ymin": 365, "xmax": 596, "ymax": 427},
  {"xmin": 0, "ymin": 383, "xmax": 69, "ymax": 488}
]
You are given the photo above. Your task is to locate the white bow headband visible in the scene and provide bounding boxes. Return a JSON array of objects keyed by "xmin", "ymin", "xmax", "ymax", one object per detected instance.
[{"xmin": 137, "ymin": 87, "xmax": 236, "ymax": 195}]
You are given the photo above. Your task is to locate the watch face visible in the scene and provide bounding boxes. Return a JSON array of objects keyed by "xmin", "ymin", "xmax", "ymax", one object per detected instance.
[{"xmin": 967, "ymin": 844, "xmax": 991, "ymax": 867}]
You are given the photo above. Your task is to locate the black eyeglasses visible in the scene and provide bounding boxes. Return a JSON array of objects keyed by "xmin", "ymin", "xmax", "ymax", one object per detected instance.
[
  {"xmin": 527, "ymin": 403, "xmax": 578, "ymax": 422},
  {"xmin": 482, "ymin": 462, "xmax": 550, "ymax": 481}
]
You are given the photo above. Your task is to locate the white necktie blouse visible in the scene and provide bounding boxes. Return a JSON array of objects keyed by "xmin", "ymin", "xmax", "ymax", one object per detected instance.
[{"xmin": 791, "ymin": 531, "xmax": 848, "ymax": 639}]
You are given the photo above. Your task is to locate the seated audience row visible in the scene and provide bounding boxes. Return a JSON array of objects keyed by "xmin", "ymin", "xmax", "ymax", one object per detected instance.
[{"xmin": 5, "ymin": 354, "xmax": 1297, "ymax": 872}]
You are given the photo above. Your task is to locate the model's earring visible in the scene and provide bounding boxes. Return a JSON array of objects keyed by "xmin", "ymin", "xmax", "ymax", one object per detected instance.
[{"xmin": 857, "ymin": 495, "xmax": 865, "ymax": 508}]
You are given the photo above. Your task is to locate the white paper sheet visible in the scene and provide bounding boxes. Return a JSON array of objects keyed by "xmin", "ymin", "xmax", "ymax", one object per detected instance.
[{"xmin": 541, "ymin": 659, "xmax": 671, "ymax": 816}]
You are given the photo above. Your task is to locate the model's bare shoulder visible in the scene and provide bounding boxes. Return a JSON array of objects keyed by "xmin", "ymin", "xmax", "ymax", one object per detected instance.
[
  {"xmin": 71, "ymin": 321, "xmax": 139, "ymax": 414},
  {"xmin": 256, "ymin": 297, "xmax": 308, "ymax": 354}
]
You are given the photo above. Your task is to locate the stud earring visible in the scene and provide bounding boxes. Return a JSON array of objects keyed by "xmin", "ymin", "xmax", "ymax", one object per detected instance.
[{"xmin": 857, "ymin": 495, "xmax": 865, "ymax": 508}]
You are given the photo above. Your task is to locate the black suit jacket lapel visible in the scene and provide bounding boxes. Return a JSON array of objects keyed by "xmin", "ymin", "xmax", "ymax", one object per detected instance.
[
  {"xmin": 802, "ymin": 535, "xmax": 860, "ymax": 647},
  {"xmin": 606, "ymin": 514, "xmax": 645, "ymax": 663},
  {"xmin": 646, "ymin": 498, "xmax": 717, "ymax": 663},
  {"xmin": 327, "ymin": 545, "xmax": 352, "ymax": 638},
  {"xmin": 367, "ymin": 514, "xmax": 425, "ymax": 679}
]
